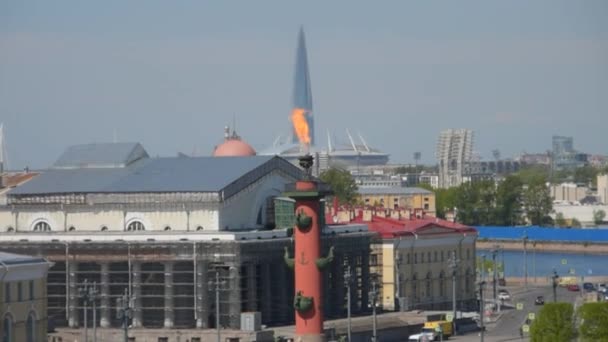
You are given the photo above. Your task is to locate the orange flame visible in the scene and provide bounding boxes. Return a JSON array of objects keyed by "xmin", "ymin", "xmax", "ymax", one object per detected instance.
[{"xmin": 291, "ymin": 108, "xmax": 310, "ymax": 145}]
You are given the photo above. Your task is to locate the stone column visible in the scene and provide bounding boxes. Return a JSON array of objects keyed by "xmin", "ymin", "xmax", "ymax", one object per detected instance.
[
  {"xmin": 132, "ymin": 262, "xmax": 143, "ymax": 328},
  {"xmin": 246, "ymin": 263, "xmax": 258, "ymax": 312},
  {"xmin": 361, "ymin": 253, "xmax": 370, "ymax": 312},
  {"xmin": 68, "ymin": 263, "xmax": 79, "ymax": 328},
  {"xmin": 228, "ymin": 266, "xmax": 241, "ymax": 329},
  {"xmin": 100, "ymin": 263, "xmax": 111, "ymax": 328},
  {"xmin": 164, "ymin": 262, "xmax": 175, "ymax": 328},
  {"xmin": 261, "ymin": 262, "xmax": 273, "ymax": 323},
  {"xmin": 196, "ymin": 261, "xmax": 209, "ymax": 328},
  {"xmin": 277, "ymin": 262, "xmax": 289, "ymax": 323}
]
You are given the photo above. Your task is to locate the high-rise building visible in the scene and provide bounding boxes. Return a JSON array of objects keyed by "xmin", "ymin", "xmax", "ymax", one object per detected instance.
[
  {"xmin": 436, "ymin": 129, "xmax": 474, "ymax": 188},
  {"xmin": 551, "ymin": 135, "xmax": 587, "ymax": 170}
]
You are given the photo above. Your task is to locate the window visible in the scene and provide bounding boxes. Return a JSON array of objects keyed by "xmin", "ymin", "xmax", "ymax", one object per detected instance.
[
  {"xmin": 100, "ymin": 226, "xmax": 108, "ymax": 231},
  {"xmin": 126, "ymin": 221, "xmax": 145, "ymax": 231},
  {"xmin": 3, "ymin": 314, "xmax": 13, "ymax": 342},
  {"xmin": 441, "ymin": 251, "xmax": 444, "ymax": 261},
  {"xmin": 424, "ymin": 204, "xmax": 429, "ymax": 210},
  {"xmin": 414, "ymin": 253, "xmax": 417, "ymax": 264},
  {"xmin": 4, "ymin": 283, "xmax": 10, "ymax": 303},
  {"xmin": 33, "ymin": 221, "xmax": 51, "ymax": 232},
  {"xmin": 29, "ymin": 280, "xmax": 34, "ymax": 300},
  {"xmin": 439, "ymin": 271, "xmax": 445, "ymax": 297},
  {"xmin": 196, "ymin": 226, "xmax": 204, "ymax": 231},
  {"xmin": 26, "ymin": 312, "xmax": 35, "ymax": 342},
  {"xmin": 17, "ymin": 282, "xmax": 22, "ymax": 302},
  {"xmin": 6, "ymin": 227, "xmax": 14, "ymax": 233},
  {"xmin": 426, "ymin": 272, "xmax": 432, "ymax": 298},
  {"xmin": 421, "ymin": 253, "xmax": 424, "ymax": 263},
  {"xmin": 164, "ymin": 226, "xmax": 171, "ymax": 231},
  {"xmin": 427, "ymin": 252, "xmax": 431, "ymax": 263},
  {"xmin": 466, "ymin": 249, "xmax": 470, "ymax": 260},
  {"xmin": 406, "ymin": 253, "xmax": 410, "ymax": 264},
  {"xmin": 68, "ymin": 226, "xmax": 75, "ymax": 231},
  {"xmin": 434, "ymin": 251, "xmax": 438, "ymax": 262}
]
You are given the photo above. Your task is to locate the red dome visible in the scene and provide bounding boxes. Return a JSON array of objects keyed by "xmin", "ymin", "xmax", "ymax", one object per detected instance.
[{"xmin": 213, "ymin": 139, "xmax": 256, "ymax": 157}]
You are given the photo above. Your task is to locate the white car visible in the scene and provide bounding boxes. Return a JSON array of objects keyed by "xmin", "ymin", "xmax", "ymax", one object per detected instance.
[
  {"xmin": 408, "ymin": 329, "xmax": 436, "ymax": 342},
  {"xmin": 498, "ymin": 291, "xmax": 511, "ymax": 301}
]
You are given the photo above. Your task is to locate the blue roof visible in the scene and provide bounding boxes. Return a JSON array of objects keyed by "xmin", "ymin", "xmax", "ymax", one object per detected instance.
[
  {"xmin": 10, "ymin": 155, "xmax": 284, "ymax": 195},
  {"xmin": 475, "ymin": 226, "xmax": 608, "ymax": 243},
  {"xmin": 53, "ymin": 142, "xmax": 148, "ymax": 169},
  {"xmin": 358, "ymin": 187, "xmax": 432, "ymax": 195}
]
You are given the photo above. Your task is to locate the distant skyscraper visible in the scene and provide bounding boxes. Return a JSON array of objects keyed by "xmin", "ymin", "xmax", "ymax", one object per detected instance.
[
  {"xmin": 291, "ymin": 27, "xmax": 314, "ymax": 146},
  {"xmin": 436, "ymin": 129, "xmax": 474, "ymax": 188},
  {"xmin": 551, "ymin": 135, "xmax": 587, "ymax": 170}
]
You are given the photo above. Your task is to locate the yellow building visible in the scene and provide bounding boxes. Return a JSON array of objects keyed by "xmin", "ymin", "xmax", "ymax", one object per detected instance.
[
  {"xmin": 358, "ymin": 187, "xmax": 436, "ymax": 216},
  {"xmin": 362, "ymin": 212, "xmax": 477, "ymax": 312},
  {"xmin": 0, "ymin": 252, "xmax": 52, "ymax": 342}
]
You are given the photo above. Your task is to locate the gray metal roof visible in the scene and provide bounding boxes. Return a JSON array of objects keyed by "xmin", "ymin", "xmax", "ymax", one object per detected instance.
[
  {"xmin": 10, "ymin": 155, "xmax": 284, "ymax": 195},
  {"xmin": 358, "ymin": 187, "xmax": 433, "ymax": 195},
  {"xmin": 53, "ymin": 142, "xmax": 148, "ymax": 169},
  {"xmin": 0, "ymin": 251, "xmax": 47, "ymax": 265}
]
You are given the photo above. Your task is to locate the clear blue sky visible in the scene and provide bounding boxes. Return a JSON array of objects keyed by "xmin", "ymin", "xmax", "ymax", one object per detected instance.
[{"xmin": 1, "ymin": 1, "xmax": 607, "ymax": 169}]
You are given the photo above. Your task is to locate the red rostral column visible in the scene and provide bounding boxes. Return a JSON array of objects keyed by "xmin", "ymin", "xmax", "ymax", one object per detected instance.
[{"xmin": 285, "ymin": 154, "xmax": 332, "ymax": 342}]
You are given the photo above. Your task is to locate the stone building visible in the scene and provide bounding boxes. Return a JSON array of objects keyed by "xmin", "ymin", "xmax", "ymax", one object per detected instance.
[
  {"xmin": 0, "ymin": 143, "xmax": 373, "ymax": 335},
  {"xmin": 0, "ymin": 252, "xmax": 52, "ymax": 342}
]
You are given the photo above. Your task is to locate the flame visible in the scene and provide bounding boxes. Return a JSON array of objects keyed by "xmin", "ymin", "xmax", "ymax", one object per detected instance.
[{"xmin": 291, "ymin": 108, "xmax": 311, "ymax": 145}]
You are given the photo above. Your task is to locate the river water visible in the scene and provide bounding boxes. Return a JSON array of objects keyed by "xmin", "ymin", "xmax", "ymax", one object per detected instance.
[{"xmin": 477, "ymin": 249, "xmax": 608, "ymax": 277}]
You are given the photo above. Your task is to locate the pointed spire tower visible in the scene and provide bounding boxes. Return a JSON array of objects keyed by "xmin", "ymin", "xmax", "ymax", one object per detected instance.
[{"xmin": 292, "ymin": 27, "xmax": 315, "ymax": 146}]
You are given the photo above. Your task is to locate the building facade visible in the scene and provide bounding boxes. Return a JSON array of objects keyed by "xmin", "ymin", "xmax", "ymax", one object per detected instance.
[
  {"xmin": 0, "ymin": 252, "xmax": 52, "ymax": 342},
  {"xmin": 358, "ymin": 187, "xmax": 436, "ymax": 217},
  {"xmin": 436, "ymin": 129, "xmax": 474, "ymax": 188}
]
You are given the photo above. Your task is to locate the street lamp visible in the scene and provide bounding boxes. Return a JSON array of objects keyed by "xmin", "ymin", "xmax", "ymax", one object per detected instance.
[
  {"xmin": 78, "ymin": 280, "xmax": 100, "ymax": 342},
  {"xmin": 448, "ymin": 250, "xmax": 459, "ymax": 332},
  {"xmin": 344, "ymin": 265, "xmax": 352, "ymax": 342},
  {"xmin": 490, "ymin": 246, "xmax": 499, "ymax": 308},
  {"xmin": 369, "ymin": 274, "xmax": 379, "ymax": 342},
  {"xmin": 551, "ymin": 269, "xmax": 560, "ymax": 302},
  {"xmin": 478, "ymin": 280, "xmax": 486, "ymax": 342},
  {"xmin": 522, "ymin": 234, "xmax": 528, "ymax": 289},
  {"xmin": 116, "ymin": 288, "xmax": 134, "ymax": 342}
]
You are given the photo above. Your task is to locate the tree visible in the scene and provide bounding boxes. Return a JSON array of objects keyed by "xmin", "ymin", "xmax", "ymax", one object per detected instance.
[
  {"xmin": 495, "ymin": 175, "xmax": 524, "ymax": 226},
  {"xmin": 571, "ymin": 218, "xmax": 582, "ymax": 228},
  {"xmin": 593, "ymin": 209, "xmax": 606, "ymax": 225},
  {"xmin": 555, "ymin": 213, "xmax": 566, "ymax": 227},
  {"xmin": 417, "ymin": 183, "xmax": 457, "ymax": 219},
  {"xmin": 578, "ymin": 302, "xmax": 608, "ymax": 342},
  {"xmin": 523, "ymin": 179, "xmax": 553, "ymax": 226},
  {"xmin": 530, "ymin": 303, "xmax": 575, "ymax": 342},
  {"xmin": 319, "ymin": 167, "xmax": 358, "ymax": 205}
]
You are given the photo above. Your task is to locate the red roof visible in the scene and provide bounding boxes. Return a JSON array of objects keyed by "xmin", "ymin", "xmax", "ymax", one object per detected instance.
[{"xmin": 327, "ymin": 208, "xmax": 476, "ymax": 239}]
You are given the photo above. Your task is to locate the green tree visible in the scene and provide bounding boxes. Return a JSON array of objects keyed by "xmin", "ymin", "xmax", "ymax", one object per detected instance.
[
  {"xmin": 319, "ymin": 167, "xmax": 358, "ymax": 205},
  {"xmin": 555, "ymin": 213, "xmax": 566, "ymax": 227},
  {"xmin": 578, "ymin": 302, "xmax": 608, "ymax": 342},
  {"xmin": 523, "ymin": 179, "xmax": 553, "ymax": 226},
  {"xmin": 593, "ymin": 209, "xmax": 606, "ymax": 225},
  {"xmin": 530, "ymin": 303, "xmax": 575, "ymax": 342},
  {"xmin": 571, "ymin": 218, "xmax": 582, "ymax": 228},
  {"xmin": 516, "ymin": 165, "xmax": 549, "ymax": 185},
  {"xmin": 417, "ymin": 183, "xmax": 457, "ymax": 219},
  {"xmin": 495, "ymin": 175, "xmax": 524, "ymax": 226}
]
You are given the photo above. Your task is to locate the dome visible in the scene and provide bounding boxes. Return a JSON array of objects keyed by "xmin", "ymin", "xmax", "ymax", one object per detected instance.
[{"xmin": 213, "ymin": 139, "xmax": 256, "ymax": 157}]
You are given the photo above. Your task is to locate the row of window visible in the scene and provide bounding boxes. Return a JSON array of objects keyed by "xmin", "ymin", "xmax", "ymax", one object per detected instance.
[
  {"xmin": 4, "ymin": 280, "xmax": 35, "ymax": 303},
  {"xmin": 2, "ymin": 311, "xmax": 37, "ymax": 342},
  {"xmin": 404, "ymin": 248, "xmax": 472, "ymax": 265},
  {"xmin": 6, "ymin": 221, "xmax": 208, "ymax": 232}
]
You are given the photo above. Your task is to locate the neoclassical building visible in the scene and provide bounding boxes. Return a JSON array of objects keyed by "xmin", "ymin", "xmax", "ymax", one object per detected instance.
[
  {"xmin": 0, "ymin": 252, "xmax": 52, "ymax": 342},
  {"xmin": 0, "ymin": 143, "xmax": 373, "ymax": 337}
]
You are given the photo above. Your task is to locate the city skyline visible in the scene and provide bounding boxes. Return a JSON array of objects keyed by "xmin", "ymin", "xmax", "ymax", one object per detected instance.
[{"xmin": 1, "ymin": 1, "xmax": 607, "ymax": 169}]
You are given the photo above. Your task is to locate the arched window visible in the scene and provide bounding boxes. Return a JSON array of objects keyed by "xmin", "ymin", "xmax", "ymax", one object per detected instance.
[
  {"xmin": 33, "ymin": 221, "xmax": 51, "ymax": 232},
  {"xmin": 196, "ymin": 226, "xmax": 204, "ymax": 231},
  {"xmin": 3, "ymin": 314, "xmax": 13, "ymax": 342},
  {"xmin": 426, "ymin": 272, "xmax": 432, "ymax": 298},
  {"xmin": 26, "ymin": 312, "xmax": 36, "ymax": 342},
  {"xmin": 164, "ymin": 226, "xmax": 171, "ymax": 231},
  {"xmin": 68, "ymin": 226, "xmax": 76, "ymax": 232},
  {"xmin": 6, "ymin": 227, "xmax": 14, "ymax": 233},
  {"xmin": 100, "ymin": 226, "xmax": 108, "ymax": 231},
  {"xmin": 126, "ymin": 221, "xmax": 145, "ymax": 231},
  {"xmin": 412, "ymin": 273, "xmax": 418, "ymax": 301}
]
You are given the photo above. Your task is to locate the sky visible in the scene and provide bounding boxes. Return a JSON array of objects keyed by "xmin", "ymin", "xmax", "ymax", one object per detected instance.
[{"xmin": 1, "ymin": 1, "xmax": 607, "ymax": 169}]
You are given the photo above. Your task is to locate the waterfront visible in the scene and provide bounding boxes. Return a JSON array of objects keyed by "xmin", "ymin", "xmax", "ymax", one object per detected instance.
[{"xmin": 477, "ymin": 249, "xmax": 608, "ymax": 277}]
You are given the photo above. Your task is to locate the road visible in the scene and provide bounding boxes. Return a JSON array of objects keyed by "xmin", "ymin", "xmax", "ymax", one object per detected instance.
[{"xmin": 448, "ymin": 283, "xmax": 580, "ymax": 342}]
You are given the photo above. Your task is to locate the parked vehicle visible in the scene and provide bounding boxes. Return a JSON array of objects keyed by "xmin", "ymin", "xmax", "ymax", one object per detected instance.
[
  {"xmin": 598, "ymin": 284, "xmax": 607, "ymax": 293},
  {"xmin": 583, "ymin": 282, "xmax": 595, "ymax": 291},
  {"xmin": 498, "ymin": 290, "xmax": 511, "ymax": 301},
  {"xmin": 535, "ymin": 296, "xmax": 545, "ymax": 305},
  {"xmin": 423, "ymin": 320, "xmax": 454, "ymax": 338},
  {"xmin": 567, "ymin": 284, "xmax": 580, "ymax": 292}
]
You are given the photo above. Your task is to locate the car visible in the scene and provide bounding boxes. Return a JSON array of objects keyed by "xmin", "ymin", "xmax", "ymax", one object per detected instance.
[
  {"xmin": 535, "ymin": 296, "xmax": 545, "ymax": 305},
  {"xmin": 598, "ymin": 284, "xmax": 607, "ymax": 293},
  {"xmin": 498, "ymin": 290, "xmax": 510, "ymax": 301},
  {"xmin": 567, "ymin": 284, "xmax": 580, "ymax": 292},
  {"xmin": 583, "ymin": 282, "xmax": 595, "ymax": 291}
]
